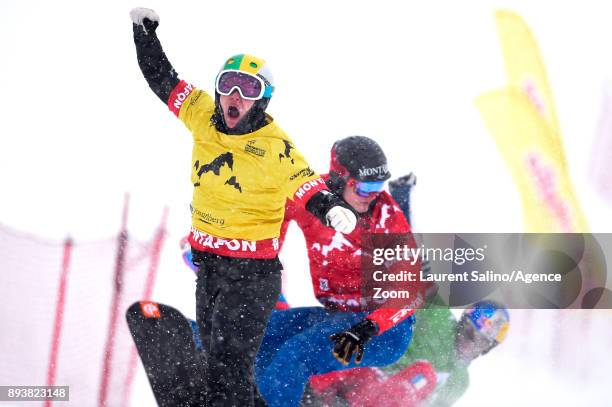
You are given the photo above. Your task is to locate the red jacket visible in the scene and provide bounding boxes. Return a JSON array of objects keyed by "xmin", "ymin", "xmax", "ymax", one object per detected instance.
[{"xmin": 279, "ymin": 176, "xmax": 424, "ymax": 334}]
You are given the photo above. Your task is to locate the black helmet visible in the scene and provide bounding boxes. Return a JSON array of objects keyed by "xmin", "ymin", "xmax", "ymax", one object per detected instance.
[
  {"xmin": 328, "ymin": 136, "xmax": 390, "ymax": 194},
  {"xmin": 330, "ymin": 136, "xmax": 390, "ymax": 182}
]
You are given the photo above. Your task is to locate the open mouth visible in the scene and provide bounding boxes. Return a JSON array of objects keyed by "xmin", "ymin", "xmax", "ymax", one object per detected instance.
[{"xmin": 228, "ymin": 106, "xmax": 240, "ymax": 118}]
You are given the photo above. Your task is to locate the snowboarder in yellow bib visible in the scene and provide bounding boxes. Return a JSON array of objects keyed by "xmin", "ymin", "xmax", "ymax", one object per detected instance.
[{"xmin": 130, "ymin": 7, "xmax": 357, "ymax": 407}]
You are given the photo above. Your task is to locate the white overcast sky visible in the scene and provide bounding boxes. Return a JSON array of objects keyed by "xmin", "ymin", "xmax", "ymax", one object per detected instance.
[
  {"xmin": 1, "ymin": 0, "xmax": 611, "ymax": 244},
  {"xmin": 1, "ymin": 1, "xmax": 611, "ymax": 406}
]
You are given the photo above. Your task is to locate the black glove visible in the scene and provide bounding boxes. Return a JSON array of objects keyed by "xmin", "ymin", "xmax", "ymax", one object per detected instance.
[
  {"xmin": 389, "ymin": 172, "xmax": 416, "ymax": 190},
  {"xmin": 389, "ymin": 172, "xmax": 416, "ymax": 223},
  {"xmin": 130, "ymin": 7, "xmax": 160, "ymax": 34},
  {"xmin": 329, "ymin": 319, "xmax": 378, "ymax": 365},
  {"xmin": 141, "ymin": 17, "xmax": 159, "ymax": 34}
]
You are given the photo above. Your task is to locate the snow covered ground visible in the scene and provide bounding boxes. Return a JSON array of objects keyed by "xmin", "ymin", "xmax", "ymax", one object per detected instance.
[
  {"xmin": 456, "ymin": 309, "xmax": 612, "ymax": 407},
  {"xmin": 1, "ymin": 0, "xmax": 611, "ymax": 405}
]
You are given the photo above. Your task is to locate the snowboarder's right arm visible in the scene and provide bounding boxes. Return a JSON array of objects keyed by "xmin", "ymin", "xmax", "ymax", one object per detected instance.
[
  {"xmin": 130, "ymin": 8, "xmax": 214, "ymax": 131},
  {"xmin": 130, "ymin": 8, "xmax": 180, "ymax": 104}
]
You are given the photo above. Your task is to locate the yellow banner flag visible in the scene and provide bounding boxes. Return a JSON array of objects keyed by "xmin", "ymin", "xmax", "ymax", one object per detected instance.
[
  {"xmin": 476, "ymin": 10, "xmax": 588, "ymax": 233},
  {"xmin": 494, "ymin": 10, "xmax": 562, "ymax": 147}
]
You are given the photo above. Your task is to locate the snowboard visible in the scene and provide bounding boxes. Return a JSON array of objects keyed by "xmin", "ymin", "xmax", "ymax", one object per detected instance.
[{"xmin": 126, "ymin": 301, "xmax": 205, "ymax": 407}]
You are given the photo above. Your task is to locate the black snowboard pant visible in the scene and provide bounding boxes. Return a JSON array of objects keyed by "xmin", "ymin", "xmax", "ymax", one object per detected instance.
[{"xmin": 194, "ymin": 250, "xmax": 282, "ymax": 407}]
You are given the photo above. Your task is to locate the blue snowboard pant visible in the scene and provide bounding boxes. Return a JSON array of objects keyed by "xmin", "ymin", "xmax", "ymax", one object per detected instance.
[{"xmin": 254, "ymin": 307, "xmax": 415, "ymax": 407}]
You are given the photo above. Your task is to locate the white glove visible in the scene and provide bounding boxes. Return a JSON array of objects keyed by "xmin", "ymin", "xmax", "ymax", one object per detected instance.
[
  {"xmin": 130, "ymin": 7, "xmax": 160, "ymax": 32},
  {"xmin": 325, "ymin": 206, "xmax": 357, "ymax": 234}
]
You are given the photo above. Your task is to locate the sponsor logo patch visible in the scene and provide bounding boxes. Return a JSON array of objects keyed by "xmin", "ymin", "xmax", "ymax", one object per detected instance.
[
  {"xmin": 191, "ymin": 206, "xmax": 225, "ymax": 227},
  {"xmin": 191, "ymin": 227, "xmax": 257, "ymax": 252},
  {"xmin": 169, "ymin": 81, "xmax": 194, "ymax": 116},
  {"xmin": 319, "ymin": 278, "xmax": 330, "ymax": 291},
  {"xmin": 294, "ymin": 178, "xmax": 326, "ymax": 200},
  {"xmin": 140, "ymin": 301, "xmax": 161, "ymax": 318},
  {"xmin": 245, "ymin": 140, "xmax": 266, "ymax": 157},
  {"xmin": 358, "ymin": 164, "xmax": 388, "ymax": 178},
  {"xmin": 189, "ymin": 89, "xmax": 203, "ymax": 106},
  {"xmin": 289, "ymin": 167, "xmax": 316, "ymax": 181}
]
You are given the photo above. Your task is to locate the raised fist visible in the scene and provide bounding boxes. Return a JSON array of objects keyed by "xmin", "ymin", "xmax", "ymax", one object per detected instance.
[{"xmin": 130, "ymin": 7, "xmax": 160, "ymax": 34}]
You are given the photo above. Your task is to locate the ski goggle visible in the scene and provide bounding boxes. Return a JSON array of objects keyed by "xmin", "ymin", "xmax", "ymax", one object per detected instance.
[
  {"xmin": 465, "ymin": 306, "xmax": 509, "ymax": 343},
  {"xmin": 458, "ymin": 315, "xmax": 498, "ymax": 354},
  {"xmin": 215, "ymin": 70, "xmax": 266, "ymax": 100},
  {"xmin": 352, "ymin": 180, "xmax": 385, "ymax": 197}
]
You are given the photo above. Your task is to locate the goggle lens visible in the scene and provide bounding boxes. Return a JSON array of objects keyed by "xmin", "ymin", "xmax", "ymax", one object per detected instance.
[
  {"xmin": 354, "ymin": 181, "xmax": 385, "ymax": 197},
  {"xmin": 216, "ymin": 71, "xmax": 264, "ymax": 100}
]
